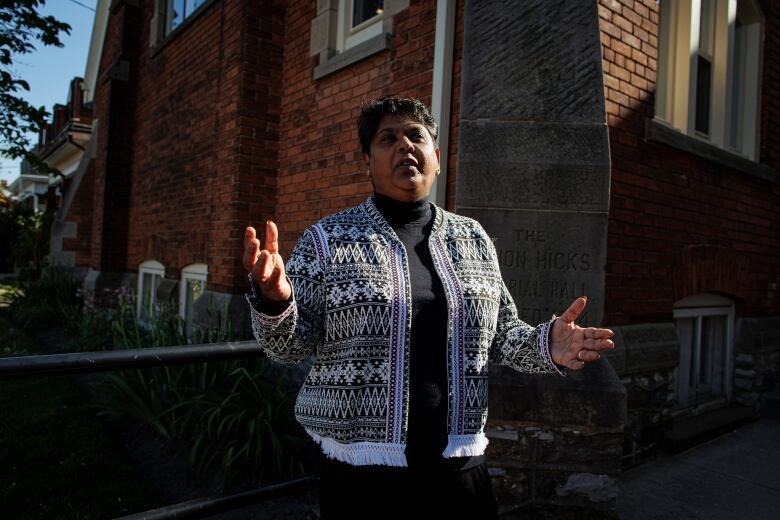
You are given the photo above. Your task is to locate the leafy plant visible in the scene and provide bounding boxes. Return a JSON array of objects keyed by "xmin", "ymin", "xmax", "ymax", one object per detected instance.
[
  {"xmin": 6, "ymin": 268, "xmax": 311, "ymax": 491},
  {"xmin": 0, "ymin": 0, "xmax": 70, "ymax": 174},
  {"xmin": 93, "ymin": 294, "xmax": 309, "ymax": 489},
  {"xmin": 5, "ymin": 264, "xmax": 80, "ymax": 331},
  {"xmin": 0, "ymin": 204, "xmax": 52, "ymax": 277}
]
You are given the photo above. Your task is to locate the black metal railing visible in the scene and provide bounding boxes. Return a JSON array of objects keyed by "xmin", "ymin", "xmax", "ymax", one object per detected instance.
[
  {"xmin": 0, "ymin": 341, "xmax": 263, "ymax": 380},
  {"xmin": 0, "ymin": 341, "xmax": 317, "ymax": 519}
]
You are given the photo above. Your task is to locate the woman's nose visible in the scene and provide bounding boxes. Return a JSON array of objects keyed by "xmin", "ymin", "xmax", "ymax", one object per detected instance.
[{"xmin": 397, "ymin": 135, "xmax": 414, "ymax": 152}]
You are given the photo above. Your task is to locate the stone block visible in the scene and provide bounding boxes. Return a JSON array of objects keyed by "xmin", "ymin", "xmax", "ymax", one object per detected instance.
[
  {"xmin": 556, "ymin": 472, "xmax": 618, "ymax": 504},
  {"xmin": 536, "ymin": 430, "xmax": 623, "ymax": 472},
  {"xmin": 487, "ymin": 434, "xmax": 536, "ymax": 470},
  {"xmin": 616, "ymin": 323, "xmax": 680, "ymax": 374},
  {"xmin": 461, "ymin": 0, "xmax": 604, "ymax": 123},
  {"xmin": 316, "ymin": 0, "xmax": 337, "ymax": 14},
  {"xmin": 462, "ymin": 208, "xmax": 608, "ymax": 327},
  {"xmin": 491, "ymin": 467, "xmax": 532, "ymax": 511},
  {"xmin": 383, "ymin": 0, "xmax": 409, "ymax": 16},
  {"xmin": 456, "ymin": 121, "xmax": 610, "ymax": 212},
  {"xmin": 603, "ymin": 326, "xmax": 625, "ymax": 373},
  {"xmin": 735, "ymin": 316, "xmax": 780, "ymax": 352},
  {"xmin": 310, "ymin": 10, "xmax": 337, "ymax": 57},
  {"xmin": 534, "ymin": 468, "xmax": 617, "ymax": 509},
  {"xmin": 488, "ymin": 358, "xmax": 626, "ymax": 429}
]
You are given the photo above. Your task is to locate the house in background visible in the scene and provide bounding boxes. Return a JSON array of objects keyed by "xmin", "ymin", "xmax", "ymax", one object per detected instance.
[
  {"xmin": 9, "ymin": 77, "xmax": 93, "ymax": 214},
  {"xmin": 6, "ymin": 165, "xmax": 50, "ymax": 212},
  {"xmin": 49, "ymin": 0, "xmax": 779, "ymax": 516}
]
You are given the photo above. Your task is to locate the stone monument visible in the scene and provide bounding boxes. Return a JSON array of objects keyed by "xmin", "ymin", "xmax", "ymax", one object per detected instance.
[{"xmin": 456, "ymin": 0, "xmax": 625, "ymax": 515}]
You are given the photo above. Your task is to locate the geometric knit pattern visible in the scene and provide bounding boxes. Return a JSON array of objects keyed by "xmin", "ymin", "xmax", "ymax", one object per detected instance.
[{"xmin": 248, "ymin": 197, "xmax": 562, "ymax": 466}]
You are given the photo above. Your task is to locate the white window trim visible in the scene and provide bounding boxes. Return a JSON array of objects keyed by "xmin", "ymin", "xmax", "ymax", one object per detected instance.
[
  {"xmin": 179, "ymin": 263, "xmax": 208, "ymax": 323},
  {"xmin": 673, "ymin": 293, "xmax": 735, "ymax": 408},
  {"xmin": 336, "ymin": 0, "xmax": 385, "ymax": 52},
  {"xmin": 655, "ymin": 0, "xmax": 763, "ymax": 161},
  {"xmin": 137, "ymin": 260, "xmax": 165, "ymax": 321}
]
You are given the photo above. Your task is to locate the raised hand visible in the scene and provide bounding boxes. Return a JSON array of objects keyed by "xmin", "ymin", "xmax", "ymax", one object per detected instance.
[
  {"xmin": 243, "ymin": 221, "xmax": 292, "ymax": 302},
  {"xmin": 549, "ymin": 296, "xmax": 615, "ymax": 371}
]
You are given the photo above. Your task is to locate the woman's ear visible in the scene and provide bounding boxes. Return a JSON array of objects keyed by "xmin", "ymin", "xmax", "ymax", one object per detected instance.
[{"xmin": 363, "ymin": 153, "xmax": 371, "ymax": 175}]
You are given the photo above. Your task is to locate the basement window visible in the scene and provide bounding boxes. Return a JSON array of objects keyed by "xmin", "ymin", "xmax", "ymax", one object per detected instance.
[
  {"xmin": 137, "ymin": 260, "xmax": 165, "ymax": 324},
  {"xmin": 179, "ymin": 263, "xmax": 208, "ymax": 338},
  {"xmin": 673, "ymin": 294, "xmax": 734, "ymax": 408}
]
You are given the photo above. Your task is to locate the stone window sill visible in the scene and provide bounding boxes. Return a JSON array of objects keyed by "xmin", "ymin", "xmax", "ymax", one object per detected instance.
[
  {"xmin": 646, "ymin": 118, "xmax": 776, "ymax": 183},
  {"xmin": 314, "ymin": 33, "xmax": 392, "ymax": 80}
]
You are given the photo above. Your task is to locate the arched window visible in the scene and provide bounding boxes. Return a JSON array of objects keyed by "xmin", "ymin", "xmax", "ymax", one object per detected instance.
[
  {"xmin": 673, "ymin": 293, "xmax": 734, "ymax": 407},
  {"xmin": 179, "ymin": 263, "xmax": 208, "ymax": 338},
  {"xmin": 137, "ymin": 260, "xmax": 165, "ymax": 323}
]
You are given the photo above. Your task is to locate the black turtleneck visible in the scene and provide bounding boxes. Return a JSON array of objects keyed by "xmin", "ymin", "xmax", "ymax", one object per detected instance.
[{"xmin": 372, "ymin": 193, "xmax": 480, "ymax": 470}]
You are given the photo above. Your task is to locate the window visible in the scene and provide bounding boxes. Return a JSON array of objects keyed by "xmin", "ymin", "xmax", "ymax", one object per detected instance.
[
  {"xmin": 337, "ymin": 0, "xmax": 385, "ymax": 51},
  {"xmin": 656, "ymin": 0, "xmax": 763, "ymax": 160},
  {"xmin": 673, "ymin": 294, "xmax": 734, "ymax": 408},
  {"xmin": 352, "ymin": 0, "xmax": 384, "ymax": 28},
  {"xmin": 311, "ymin": 0, "xmax": 409, "ymax": 79},
  {"xmin": 165, "ymin": 0, "xmax": 208, "ymax": 36},
  {"xmin": 179, "ymin": 263, "xmax": 208, "ymax": 338},
  {"xmin": 138, "ymin": 260, "xmax": 165, "ymax": 323}
]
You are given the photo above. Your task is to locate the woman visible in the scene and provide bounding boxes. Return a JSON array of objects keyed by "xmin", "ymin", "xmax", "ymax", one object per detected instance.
[{"xmin": 242, "ymin": 97, "xmax": 614, "ymax": 519}]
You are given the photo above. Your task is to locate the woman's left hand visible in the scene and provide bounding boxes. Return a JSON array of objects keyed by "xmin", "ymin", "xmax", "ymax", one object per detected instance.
[{"xmin": 549, "ymin": 296, "xmax": 615, "ymax": 371}]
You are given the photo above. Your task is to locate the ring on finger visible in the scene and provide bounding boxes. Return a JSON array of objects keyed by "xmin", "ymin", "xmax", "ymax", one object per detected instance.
[{"xmin": 577, "ymin": 349, "xmax": 585, "ymax": 361}]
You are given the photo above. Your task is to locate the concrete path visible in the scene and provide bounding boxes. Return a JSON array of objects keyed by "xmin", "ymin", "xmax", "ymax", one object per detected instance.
[{"xmin": 617, "ymin": 419, "xmax": 780, "ymax": 520}]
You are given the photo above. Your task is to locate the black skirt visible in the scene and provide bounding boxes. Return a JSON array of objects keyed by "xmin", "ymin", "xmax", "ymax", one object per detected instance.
[{"xmin": 317, "ymin": 454, "xmax": 498, "ymax": 520}]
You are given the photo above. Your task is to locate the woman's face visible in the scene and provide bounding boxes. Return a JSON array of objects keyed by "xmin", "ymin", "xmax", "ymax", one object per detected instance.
[{"xmin": 363, "ymin": 115, "xmax": 440, "ymax": 202}]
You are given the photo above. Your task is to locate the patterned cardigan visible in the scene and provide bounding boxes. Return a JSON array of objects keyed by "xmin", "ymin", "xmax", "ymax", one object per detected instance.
[{"xmin": 248, "ymin": 198, "xmax": 563, "ymax": 467}]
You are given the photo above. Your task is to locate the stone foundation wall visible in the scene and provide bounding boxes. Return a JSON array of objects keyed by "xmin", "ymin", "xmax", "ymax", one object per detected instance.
[{"xmin": 734, "ymin": 317, "xmax": 780, "ymax": 407}]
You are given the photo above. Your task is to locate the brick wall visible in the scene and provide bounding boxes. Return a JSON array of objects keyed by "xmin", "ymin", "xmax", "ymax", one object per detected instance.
[
  {"xmin": 275, "ymin": 1, "xmax": 460, "ymax": 256},
  {"xmin": 598, "ymin": 0, "xmax": 780, "ymax": 325},
  {"xmin": 62, "ymin": 162, "xmax": 95, "ymax": 267},
  {"xmin": 76, "ymin": 1, "xmax": 466, "ymax": 294},
  {"xmin": 90, "ymin": 0, "xmax": 284, "ymax": 293},
  {"xmin": 90, "ymin": 1, "xmax": 140, "ymax": 273}
]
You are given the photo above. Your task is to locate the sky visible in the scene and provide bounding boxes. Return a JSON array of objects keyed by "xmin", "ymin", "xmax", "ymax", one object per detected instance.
[{"xmin": 0, "ymin": 0, "xmax": 97, "ymax": 184}]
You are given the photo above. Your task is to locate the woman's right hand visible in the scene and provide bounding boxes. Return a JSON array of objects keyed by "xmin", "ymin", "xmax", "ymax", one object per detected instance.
[{"xmin": 243, "ymin": 221, "xmax": 292, "ymax": 302}]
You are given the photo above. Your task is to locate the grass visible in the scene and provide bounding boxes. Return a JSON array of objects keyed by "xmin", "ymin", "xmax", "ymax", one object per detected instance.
[
  {"xmin": 0, "ymin": 316, "xmax": 164, "ymax": 519},
  {"xmin": 0, "ymin": 281, "xmax": 15, "ymax": 308}
]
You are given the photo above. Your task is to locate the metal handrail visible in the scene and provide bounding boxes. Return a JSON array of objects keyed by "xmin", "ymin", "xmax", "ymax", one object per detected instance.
[
  {"xmin": 0, "ymin": 340, "xmax": 263, "ymax": 380},
  {"xmin": 1, "ymin": 339, "xmax": 317, "ymax": 518},
  {"xmin": 115, "ymin": 475, "xmax": 318, "ymax": 520}
]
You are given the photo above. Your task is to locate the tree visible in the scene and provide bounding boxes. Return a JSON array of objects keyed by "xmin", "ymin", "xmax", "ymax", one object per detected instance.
[{"xmin": 0, "ymin": 0, "xmax": 70, "ymax": 174}]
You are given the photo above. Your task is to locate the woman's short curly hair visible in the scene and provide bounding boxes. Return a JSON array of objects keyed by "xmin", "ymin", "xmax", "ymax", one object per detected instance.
[{"xmin": 357, "ymin": 97, "xmax": 438, "ymax": 155}]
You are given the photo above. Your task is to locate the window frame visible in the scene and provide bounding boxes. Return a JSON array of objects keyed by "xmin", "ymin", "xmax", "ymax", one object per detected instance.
[
  {"xmin": 310, "ymin": 0, "xmax": 407, "ymax": 80},
  {"xmin": 655, "ymin": 0, "xmax": 763, "ymax": 162},
  {"xmin": 164, "ymin": 0, "xmax": 209, "ymax": 38},
  {"xmin": 137, "ymin": 260, "xmax": 165, "ymax": 324},
  {"xmin": 673, "ymin": 293, "xmax": 735, "ymax": 408},
  {"xmin": 179, "ymin": 263, "xmax": 208, "ymax": 338},
  {"xmin": 337, "ymin": 0, "xmax": 385, "ymax": 52}
]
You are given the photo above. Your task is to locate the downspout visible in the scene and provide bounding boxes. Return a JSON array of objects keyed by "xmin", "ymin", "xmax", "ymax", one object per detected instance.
[{"xmin": 430, "ymin": 0, "xmax": 456, "ymax": 208}]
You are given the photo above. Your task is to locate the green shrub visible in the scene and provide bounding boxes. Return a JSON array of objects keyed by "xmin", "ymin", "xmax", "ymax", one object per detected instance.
[
  {"xmin": 6, "ymin": 269, "xmax": 310, "ymax": 490},
  {"xmin": 94, "ymin": 290, "xmax": 309, "ymax": 489},
  {"xmin": 6, "ymin": 265, "xmax": 80, "ymax": 331},
  {"xmin": 0, "ymin": 205, "xmax": 52, "ymax": 278}
]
